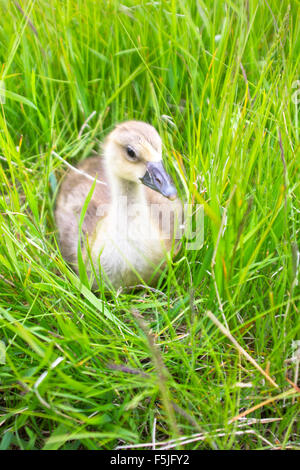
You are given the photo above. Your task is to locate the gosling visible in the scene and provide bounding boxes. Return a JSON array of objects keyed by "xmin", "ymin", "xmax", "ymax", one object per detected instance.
[{"xmin": 55, "ymin": 120, "xmax": 183, "ymax": 289}]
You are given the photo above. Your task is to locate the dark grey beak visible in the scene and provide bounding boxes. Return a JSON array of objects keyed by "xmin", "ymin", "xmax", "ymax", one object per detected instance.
[{"xmin": 140, "ymin": 161, "xmax": 177, "ymax": 200}]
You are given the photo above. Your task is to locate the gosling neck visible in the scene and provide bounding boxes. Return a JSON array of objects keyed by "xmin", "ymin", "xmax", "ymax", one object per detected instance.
[{"xmin": 106, "ymin": 167, "xmax": 147, "ymax": 209}]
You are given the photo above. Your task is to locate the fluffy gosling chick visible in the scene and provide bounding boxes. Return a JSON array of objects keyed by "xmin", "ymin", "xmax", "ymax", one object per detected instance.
[{"xmin": 55, "ymin": 120, "xmax": 183, "ymax": 289}]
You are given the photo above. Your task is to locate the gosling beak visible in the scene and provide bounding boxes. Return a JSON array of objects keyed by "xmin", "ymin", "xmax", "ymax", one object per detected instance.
[{"xmin": 140, "ymin": 161, "xmax": 177, "ymax": 200}]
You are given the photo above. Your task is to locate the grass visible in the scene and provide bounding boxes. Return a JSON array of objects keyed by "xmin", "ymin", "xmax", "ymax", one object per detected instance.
[{"xmin": 0, "ymin": 0, "xmax": 299, "ymax": 450}]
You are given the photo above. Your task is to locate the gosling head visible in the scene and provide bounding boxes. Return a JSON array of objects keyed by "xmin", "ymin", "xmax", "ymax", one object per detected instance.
[{"xmin": 103, "ymin": 120, "xmax": 177, "ymax": 200}]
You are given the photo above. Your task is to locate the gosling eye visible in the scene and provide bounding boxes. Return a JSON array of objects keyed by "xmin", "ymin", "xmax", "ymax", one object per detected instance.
[{"xmin": 126, "ymin": 145, "xmax": 138, "ymax": 161}]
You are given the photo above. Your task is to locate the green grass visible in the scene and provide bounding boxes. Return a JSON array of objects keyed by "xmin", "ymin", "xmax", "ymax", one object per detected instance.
[{"xmin": 0, "ymin": 0, "xmax": 299, "ymax": 450}]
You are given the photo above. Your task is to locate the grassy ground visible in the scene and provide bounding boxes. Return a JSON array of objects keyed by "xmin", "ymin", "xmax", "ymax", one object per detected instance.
[{"xmin": 0, "ymin": 0, "xmax": 299, "ymax": 450}]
